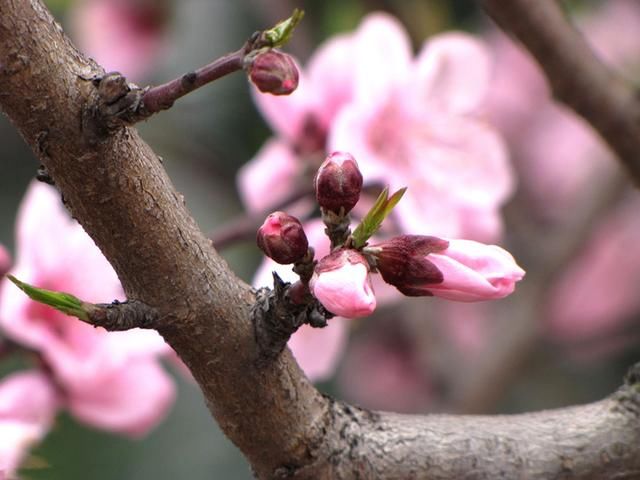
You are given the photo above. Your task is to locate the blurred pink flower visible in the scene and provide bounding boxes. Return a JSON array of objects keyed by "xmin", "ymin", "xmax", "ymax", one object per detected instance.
[
  {"xmin": 0, "ymin": 182, "xmax": 174, "ymax": 437},
  {"xmin": 483, "ymin": 0, "xmax": 640, "ymax": 220},
  {"xmin": 70, "ymin": 0, "xmax": 168, "ymax": 81},
  {"xmin": 0, "ymin": 245, "xmax": 9, "ymax": 278},
  {"xmin": 337, "ymin": 327, "xmax": 433, "ymax": 413},
  {"xmin": 0, "ymin": 371, "xmax": 58, "ymax": 476},
  {"xmin": 310, "ymin": 249, "xmax": 377, "ymax": 319},
  {"xmin": 329, "ymin": 16, "xmax": 513, "ymax": 241},
  {"xmin": 547, "ymin": 195, "xmax": 640, "ymax": 341}
]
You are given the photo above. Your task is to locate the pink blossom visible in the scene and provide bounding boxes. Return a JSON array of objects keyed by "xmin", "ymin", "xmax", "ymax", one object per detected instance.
[
  {"xmin": 70, "ymin": 0, "xmax": 168, "ymax": 81},
  {"xmin": 310, "ymin": 249, "xmax": 377, "ymax": 318},
  {"xmin": 0, "ymin": 245, "xmax": 9, "ymax": 278},
  {"xmin": 0, "ymin": 182, "xmax": 174, "ymax": 437},
  {"xmin": 372, "ymin": 235, "xmax": 524, "ymax": 302},
  {"xmin": 329, "ymin": 15, "xmax": 513, "ymax": 241},
  {"xmin": 547, "ymin": 196, "xmax": 640, "ymax": 341},
  {"xmin": 0, "ymin": 371, "xmax": 58, "ymax": 476},
  {"xmin": 417, "ymin": 239, "xmax": 524, "ymax": 302}
]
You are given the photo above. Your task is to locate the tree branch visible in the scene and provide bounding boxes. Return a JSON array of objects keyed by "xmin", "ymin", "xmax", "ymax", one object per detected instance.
[
  {"xmin": 481, "ymin": 0, "xmax": 640, "ymax": 186},
  {"xmin": 1, "ymin": 1, "xmax": 639, "ymax": 478}
]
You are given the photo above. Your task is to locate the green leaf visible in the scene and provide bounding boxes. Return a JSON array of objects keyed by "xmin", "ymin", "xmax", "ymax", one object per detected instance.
[
  {"xmin": 352, "ymin": 187, "xmax": 407, "ymax": 248},
  {"xmin": 7, "ymin": 275, "xmax": 89, "ymax": 321},
  {"xmin": 263, "ymin": 9, "xmax": 305, "ymax": 48}
]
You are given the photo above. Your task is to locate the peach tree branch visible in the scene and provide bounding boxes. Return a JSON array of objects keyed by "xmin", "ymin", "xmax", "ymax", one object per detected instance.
[{"xmin": 1, "ymin": 1, "xmax": 639, "ymax": 478}]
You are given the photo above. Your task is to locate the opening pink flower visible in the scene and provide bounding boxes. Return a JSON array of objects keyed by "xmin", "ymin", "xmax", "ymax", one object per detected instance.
[
  {"xmin": 0, "ymin": 182, "xmax": 174, "ymax": 437},
  {"xmin": 310, "ymin": 249, "xmax": 377, "ymax": 318},
  {"xmin": 329, "ymin": 15, "xmax": 513, "ymax": 241},
  {"xmin": 373, "ymin": 235, "xmax": 525, "ymax": 302}
]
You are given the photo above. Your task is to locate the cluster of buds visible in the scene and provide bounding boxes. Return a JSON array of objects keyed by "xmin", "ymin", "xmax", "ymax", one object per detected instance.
[{"xmin": 256, "ymin": 151, "xmax": 525, "ymax": 320}]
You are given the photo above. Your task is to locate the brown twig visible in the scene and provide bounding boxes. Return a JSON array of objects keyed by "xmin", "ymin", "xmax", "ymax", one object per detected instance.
[
  {"xmin": 141, "ymin": 49, "xmax": 246, "ymax": 114},
  {"xmin": 481, "ymin": 0, "xmax": 640, "ymax": 186}
]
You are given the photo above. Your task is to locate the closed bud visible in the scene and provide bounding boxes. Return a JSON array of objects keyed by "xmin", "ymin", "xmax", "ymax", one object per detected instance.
[
  {"xmin": 257, "ymin": 212, "xmax": 308, "ymax": 264},
  {"xmin": 246, "ymin": 49, "xmax": 299, "ymax": 96},
  {"xmin": 310, "ymin": 249, "xmax": 376, "ymax": 318},
  {"xmin": 314, "ymin": 152, "xmax": 363, "ymax": 214}
]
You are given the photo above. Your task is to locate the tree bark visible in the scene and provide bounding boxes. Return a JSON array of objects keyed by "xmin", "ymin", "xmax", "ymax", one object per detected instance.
[{"xmin": 1, "ymin": 1, "xmax": 639, "ymax": 478}]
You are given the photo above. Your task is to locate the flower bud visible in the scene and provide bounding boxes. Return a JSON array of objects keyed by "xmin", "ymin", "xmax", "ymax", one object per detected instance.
[
  {"xmin": 257, "ymin": 212, "xmax": 308, "ymax": 264},
  {"xmin": 373, "ymin": 235, "xmax": 449, "ymax": 291},
  {"xmin": 314, "ymin": 152, "xmax": 363, "ymax": 214},
  {"xmin": 246, "ymin": 49, "xmax": 299, "ymax": 96},
  {"xmin": 372, "ymin": 236, "xmax": 525, "ymax": 302},
  {"xmin": 310, "ymin": 249, "xmax": 376, "ymax": 318}
]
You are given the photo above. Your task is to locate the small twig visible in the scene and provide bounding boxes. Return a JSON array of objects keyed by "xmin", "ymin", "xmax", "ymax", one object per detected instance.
[
  {"xmin": 481, "ymin": 0, "xmax": 640, "ymax": 186},
  {"xmin": 141, "ymin": 49, "xmax": 246, "ymax": 114},
  {"xmin": 83, "ymin": 9, "xmax": 304, "ymax": 132},
  {"xmin": 85, "ymin": 300, "xmax": 160, "ymax": 331}
]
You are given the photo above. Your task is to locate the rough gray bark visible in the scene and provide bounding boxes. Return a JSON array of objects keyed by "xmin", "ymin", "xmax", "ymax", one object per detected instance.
[{"xmin": 1, "ymin": 1, "xmax": 639, "ymax": 479}]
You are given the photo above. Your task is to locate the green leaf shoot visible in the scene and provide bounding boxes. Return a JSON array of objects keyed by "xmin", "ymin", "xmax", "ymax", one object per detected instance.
[
  {"xmin": 351, "ymin": 187, "xmax": 407, "ymax": 248},
  {"xmin": 263, "ymin": 9, "xmax": 304, "ymax": 48},
  {"xmin": 7, "ymin": 275, "xmax": 89, "ymax": 321}
]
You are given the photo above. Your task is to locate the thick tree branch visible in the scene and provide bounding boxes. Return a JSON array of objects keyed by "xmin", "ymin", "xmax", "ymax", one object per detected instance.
[
  {"xmin": 1, "ymin": 1, "xmax": 639, "ymax": 479},
  {"xmin": 481, "ymin": 0, "xmax": 640, "ymax": 186}
]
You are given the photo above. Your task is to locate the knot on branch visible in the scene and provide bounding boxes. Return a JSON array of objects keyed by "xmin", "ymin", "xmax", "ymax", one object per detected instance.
[
  {"xmin": 612, "ymin": 362, "xmax": 640, "ymax": 417},
  {"xmin": 82, "ymin": 72, "xmax": 148, "ymax": 142},
  {"xmin": 251, "ymin": 272, "xmax": 332, "ymax": 365},
  {"xmin": 86, "ymin": 299, "xmax": 159, "ymax": 331}
]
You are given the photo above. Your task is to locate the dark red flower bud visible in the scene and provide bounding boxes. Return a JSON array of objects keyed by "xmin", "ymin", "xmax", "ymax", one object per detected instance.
[
  {"xmin": 257, "ymin": 212, "xmax": 308, "ymax": 264},
  {"xmin": 246, "ymin": 50, "xmax": 299, "ymax": 96},
  {"xmin": 370, "ymin": 235, "xmax": 449, "ymax": 295},
  {"xmin": 314, "ymin": 152, "xmax": 363, "ymax": 214}
]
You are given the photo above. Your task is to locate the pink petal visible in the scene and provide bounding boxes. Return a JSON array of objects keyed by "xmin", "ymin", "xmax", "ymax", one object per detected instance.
[
  {"xmin": 427, "ymin": 239, "xmax": 525, "ymax": 301},
  {"xmin": 251, "ymin": 64, "xmax": 312, "ymax": 141},
  {"xmin": 414, "ymin": 32, "xmax": 492, "ymax": 114},
  {"xmin": 237, "ymin": 138, "xmax": 301, "ymax": 213},
  {"xmin": 0, "ymin": 245, "xmax": 10, "ymax": 277},
  {"xmin": 70, "ymin": 0, "xmax": 166, "ymax": 81},
  {"xmin": 288, "ymin": 318, "xmax": 348, "ymax": 382},
  {"xmin": 351, "ymin": 13, "xmax": 413, "ymax": 103},
  {"xmin": 0, "ymin": 371, "xmax": 58, "ymax": 476},
  {"xmin": 310, "ymin": 254, "xmax": 377, "ymax": 318},
  {"xmin": 306, "ymin": 34, "xmax": 359, "ymax": 128},
  {"xmin": 67, "ymin": 359, "xmax": 175, "ymax": 437}
]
